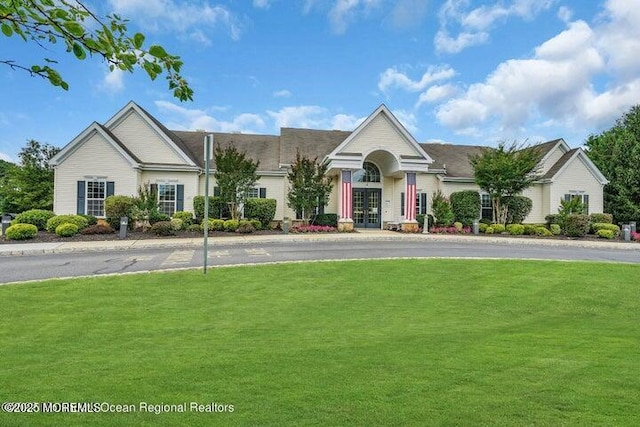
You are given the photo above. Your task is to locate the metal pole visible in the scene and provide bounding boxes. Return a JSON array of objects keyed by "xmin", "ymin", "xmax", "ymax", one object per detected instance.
[{"xmin": 203, "ymin": 134, "xmax": 212, "ymax": 274}]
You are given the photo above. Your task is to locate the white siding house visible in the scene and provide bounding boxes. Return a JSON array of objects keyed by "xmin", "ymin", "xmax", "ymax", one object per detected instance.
[{"xmin": 51, "ymin": 101, "xmax": 608, "ymax": 229}]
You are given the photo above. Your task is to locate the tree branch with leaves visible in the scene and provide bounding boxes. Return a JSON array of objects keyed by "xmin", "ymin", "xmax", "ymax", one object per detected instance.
[
  {"xmin": 0, "ymin": 0, "xmax": 193, "ymax": 100},
  {"xmin": 287, "ymin": 151, "xmax": 332, "ymax": 222}
]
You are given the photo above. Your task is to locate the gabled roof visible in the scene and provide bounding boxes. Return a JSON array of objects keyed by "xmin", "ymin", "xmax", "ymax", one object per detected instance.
[
  {"xmin": 104, "ymin": 101, "xmax": 198, "ymax": 167},
  {"xmin": 420, "ymin": 143, "xmax": 487, "ymax": 178},
  {"xmin": 50, "ymin": 122, "xmax": 141, "ymax": 167},
  {"xmin": 281, "ymin": 128, "xmax": 351, "ymax": 166},
  {"xmin": 543, "ymin": 147, "xmax": 609, "ymax": 184}
]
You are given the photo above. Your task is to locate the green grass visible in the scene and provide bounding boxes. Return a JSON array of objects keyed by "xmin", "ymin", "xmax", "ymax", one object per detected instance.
[{"xmin": 1, "ymin": 260, "xmax": 639, "ymax": 426}]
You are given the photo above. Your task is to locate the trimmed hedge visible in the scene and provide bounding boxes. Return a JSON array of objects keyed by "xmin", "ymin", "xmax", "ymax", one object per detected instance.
[
  {"xmin": 55, "ymin": 223, "xmax": 79, "ymax": 237},
  {"xmin": 170, "ymin": 218, "xmax": 184, "ymax": 231},
  {"xmin": 80, "ymin": 224, "xmax": 114, "ymax": 235},
  {"xmin": 450, "ymin": 190, "xmax": 480, "ymax": 226},
  {"xmin": 596, "ymin": 229, "xmax": 615, "ymax": 239},
  {"xmin": 506, "ymin": 224, "xmax": 525, "ymax": 235},
  {"xmin": 5, "ymin": 223, "xmax": 38, "ymax": 240},
  {"xmin": 564, "ymin": 214, "xmax": 591, "ymax": 237},
  {"xmin": 224, "ymin": 219, "xmax": 239, "ymax": 232},
  {"xmin": 591, "ymin": 223, "xmax": 620, "ymax": 235},
  {"xmin": 236, "ymin": 220, "xmax": 256, "ymax": 234},
  {"xmin": 105, "ymin": 195, "xmax": 135, "ymax": 230},
  {"xmin": 492, "ymin": 223, "xmax": 506, "ymax": 234},
  {"xmin": 505, "ymin": 196, "xmax": 533, "ymax": 224},
  {"xmin": 172, "ymin": 211, "xmax": 194, "ymax": 226},
  {"xmin": 550, "ymin": 224, "xmax": 561, "ymax": 235},
  {"xmin": 536, "ymin": 226, "xmax": 553, "ymax": 236},
  {"xmin": 46, "ymin": 215, "xmax": 89, "ymax": 233},
  {"xmin": 150, "ymin": 221, "xmax": 175, "ymax": 236},
  {"xmin": 312, "ymin": 213, "xmax": 338, "ymax": 227},
  {"xmin": 245, "ymin": 198, "xmax": 277, "ymax": 229},
  {"xmin": 590, "ymin": 213, "xmax": 613, "ymax": 224},
  {"xmin": 12, "ymin": 209, "xmax": 55, "ymax": 231},
  {"xmin": 193, "ymin": 196, "xmax": 230, "ymax": 220}
]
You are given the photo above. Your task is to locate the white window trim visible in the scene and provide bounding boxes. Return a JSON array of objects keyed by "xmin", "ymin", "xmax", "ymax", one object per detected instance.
[
  {"xmin": 86, "ymin": 179, "xmax": 107, "ymax": 217},
  {"xmin": 157, "ymin": 183, "xmax": 177, "ymax": 216}
]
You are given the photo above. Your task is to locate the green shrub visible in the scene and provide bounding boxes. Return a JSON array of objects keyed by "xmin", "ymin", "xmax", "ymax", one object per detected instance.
[
  {"xmin": 237, "ymin": 220, "xmax": 256, "ymax": 234},
  {"xmin": 223, "ymin": 219, "xmax": 239, "ymax": 232},
  {"xmin": 506, "ymin": 224, "xmax": 525, "ymax": 235},
  {"xmin": 545, "ymin": 214, "xmax": 560, "ymax": 228},
  {"xmin": 149, "ymin": 210, "xmax": 170, "ymax": 225},
  {"xmin": 523, "ymin": 224, "xmax": 538, "ymax": 235},
  {"xmin": 170, "ymin": 218, "xmax": 184, "ymax": 231},
  {"xmin": 245, "ymin": 198, "xmax": 277, "ymax": 229},
  {"xmin": 250, "ymin": 219, "xmax": 262, "ymax": 230},
  {"xmin": 193, "ymin": 196, "xmax": 230, "ymax": 220},
  {"xmin": 596, "ymin": 229, "xmax": 615, "ymax": 239},
  {"xmin": 80, "ymin": 224, "xmax": 114, "ymax": 235},
  {"xmin": 453, "ymin": 222, "xmax": 463, "ymax": 232},
  {"xmin": 187, "ymin": 224, "xmax": 201, "ymax": 232},
  {"xmin": 150, "ymin": 221, "xmax": 175, "ymax": 236},
  {"xmin": 46, "ymin": 215, "xmax": 89, "ymax": 233},
  {"xmin": 12, "ymin": 209, "xmax": 55, "ymax": 231},
  {"xmin": 590, "ymin": 213, "xmax": 613, "ymax": 224},
  {"xmin": 79, "ymin": 214, "xmax": 98, "ymax": 226},
  {"xmin": 564, "ymin": 214, "xmax": 591, "ymax": 237},
  {"xmin": 172, "ymin": 211, "xmax": 194, "ymax": 226},
  {"xmin": 591, "ymin": 223, "xmax": 620, "ymax": 235},
  {"xmin": 55, "ymin": 223, "xmax": 79, "ymax": 237},
  {"xmin": 5, "ymin": 223, "xmax": 38, "ymax": 240},
  {"xmin": 105, "ymin": 195, "xmax": 135, "ymax": 230},
  {"xmin": 550, "ymin": 224, "xmax": 561, "ymax": 235},
  {"xmin": 432, "ymin": 191, "xmax": 455, "ymax": 226},
  {"xmin": 479, "ymin": 223, "xmax": 488, "ymax": 233},
  {"xmin": 479, "ymin": 218, "xmax": 492, "ymax": 225},
  {"xmin": 536, "ymin": 226, "xmax": 553, "ymax": 236},
  {"xmin": 450, "ymin": 190, "xmax": 480, "ymax": 226},
  {"xmin": 312, "ymin": 213, "xmax": 338, "ymax": 227},
  {"xmin": 492, "ymin": 224, "xmax": 506, "ymax": 233},
  {"xmin": 484, "ymin": 226, "xmax": 494, "ymax": 234},
  {"xmin": 505, "ymin": 196, "xmax": 533, "ymax": 224}
]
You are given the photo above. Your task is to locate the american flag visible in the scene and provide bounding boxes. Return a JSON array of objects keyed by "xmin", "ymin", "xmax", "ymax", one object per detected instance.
[
  {"xmin": 406, "ymin": 172, "xmax": 416, "ymax": 221},
  {"xmin": 341, "ymin": 170, "xmax": 352, "ymax": 219}
]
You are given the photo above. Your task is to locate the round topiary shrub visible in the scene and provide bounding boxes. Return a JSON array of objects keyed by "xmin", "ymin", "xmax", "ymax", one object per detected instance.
[
  {"xmin": 12, "ymin": 209, "xmax": 55, "ymax": 231},
  {"xmin": 596, "ymin": 229, "xmax": 615, "ymax": 239},
  {"xmin": 223, "ymin": 219, "xmax": 239, "ymax": 232},
  {"xmin": 80, "ymin": 224, "xmax": 114, "ymax": 235},
  {"xmin": 170, "ymin": 218, "xmax": 184, "ymax": 231},
  {"xmin": 479, "ymin": 223, "xmax": 488, "ymax": 233},
  {"xmin": 200, "ymin": 219, "xmax": 225, "ymax": 231},
  {"xmin": 564, "ymin": 214, "xmax": 591, "ymax": 237},
  {"xmin": 492, "ymin": 224, "xmax": 506, "ymax": 234},
  {"xmin": 550, "ymin": 224, "xmax": 561, "ymax": 235},
  {"xmin": 172, "ymin": 211, "xmax": 194, "ymax": 226},
  {"xmin": 55, "ymin": 223, "xmax": 79, "ymax": 237},
  {"xmin": 453, "ymin": 222, "xmax": 463, "ymax": 232},
  {"xmin": 591, "ymin": 223, "xmax": 620, "ymax": 235},
  {"xmin": 5, "ymin": 223, "xmax": 38, "ymax": 240},
  {"xmin": 46, "ymin": 215, "xmax": 89, "ymax": 233},
  {"xmin": 484, "ymin": 226, "xmax": 494, "ymax": 234},
  {"xmin": 535, "ymin": 226, "xmax": 553, "ymax": 236},
  {"xmin": 236, "ymin": 220, "xmax": 256, "ymax": 234},
  {"xmin": 249, "ymin": 219, "xmax": 262, "ymax": 230},
  {"xmin": 150, "ymin": 221, "xmax": 175, "ymax": 236},
  {"xmin": 187, "ymin": 224, "xmax": 201, "ymax": 232},
  {"xmin": 506, "ymin": 224, "xmax": 525, "ymax": 235}
]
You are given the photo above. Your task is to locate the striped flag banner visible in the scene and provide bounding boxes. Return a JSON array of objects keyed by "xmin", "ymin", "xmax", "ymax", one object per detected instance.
[
  {"xmin": 341, "ymin": 170, "xmax": 352, "ymax": 219},
  {"xmin": 406, "ymin": 172, "xmax": 417, "ymax": 221}
]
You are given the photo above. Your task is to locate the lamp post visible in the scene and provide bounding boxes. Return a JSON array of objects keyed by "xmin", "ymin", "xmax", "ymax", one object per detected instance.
[{"xmin": 203, "ymin": 134, "xmax": 213, "ymax": 274}]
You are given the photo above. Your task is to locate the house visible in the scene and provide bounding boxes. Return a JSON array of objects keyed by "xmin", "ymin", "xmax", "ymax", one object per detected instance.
[{"xmin": 50, "ymin": 101, "xmax": 608, "ymax": 230}]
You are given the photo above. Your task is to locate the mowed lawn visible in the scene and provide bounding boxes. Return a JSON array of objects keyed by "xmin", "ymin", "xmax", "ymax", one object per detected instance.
[{"xmin": 1, "ymin": 260, "xmax": 639, "ymax": 426}]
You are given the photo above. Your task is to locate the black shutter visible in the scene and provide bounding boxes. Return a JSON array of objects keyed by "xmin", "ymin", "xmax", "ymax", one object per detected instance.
[
  {"xmin": 564, "ymin": 194, "xmax": 571, "ymax": 202},
  {"xmin": 214, "ymin": 186, "xmax": 220, "ymax": 197},
  {"xmin": 106, "ymin": 181, "xmax": 115, "ymax": 197},
  {"xmin": 77, "ymin": 181, "xmax": 85, "ymax": 214},
  {"xmin": 259, "ymin": 187, "xmax": 266, "ymax": 198},
  {"xmin": 176, "ymin": 185, "xmax": 184, "ymax": 211},
  {"xmin": 583, "ymin": 194, "xmax": 589, "ymax": 213},
  {"xmin": 420, "ymin": 193, "xmax": 427, "ymax": 215},
  {"xmin": 401, "ymin": 192, "xmax": 405, "ymax": 216},
  {"xmin": 151, "ymin": 184, "xmax": 158, "ymax": 198}
]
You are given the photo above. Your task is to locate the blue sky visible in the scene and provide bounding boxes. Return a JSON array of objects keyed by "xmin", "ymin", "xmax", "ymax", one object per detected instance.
[{"xmin": 1, "ymin": 0, "xmax": 639, "ymax": 163}]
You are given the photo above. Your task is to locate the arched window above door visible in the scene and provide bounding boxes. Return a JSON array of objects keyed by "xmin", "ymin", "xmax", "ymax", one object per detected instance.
[{"xmin": 353, "ymin": 162, "xmax": 381, "ymax": 183}]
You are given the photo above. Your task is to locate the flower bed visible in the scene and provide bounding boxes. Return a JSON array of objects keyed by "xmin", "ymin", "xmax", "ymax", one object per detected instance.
[
  {"xmin": 429, "ymin": 226, "xmax": 471, "ymax": 234},
  {"xmin": 290, "ymin": 225, "xmax": 337, "ymax": 233}
]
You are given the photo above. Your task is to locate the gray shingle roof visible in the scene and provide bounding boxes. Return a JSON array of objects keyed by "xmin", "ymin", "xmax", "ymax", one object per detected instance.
[
  {"xmin": 280, "ymin": 128, "xmax": 351, "ymax": 165},
  {"xmin": 543, "ymin": 148, "xmax": 578, "ymax": 179},
  {"xmin": 420, "ymin": 143, "xmax": 488, "ymax": 178}
]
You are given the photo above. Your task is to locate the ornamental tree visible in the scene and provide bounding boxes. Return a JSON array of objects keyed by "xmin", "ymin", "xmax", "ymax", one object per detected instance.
[
  {"xmin": 0, "ymin": 0, "xmax": 192, "ymax": 100},
  {"xmin": 469, "ymin": 142, "xmax": 543, "ymax": 225},
  {"xmin": 213, "ymin": 144, "xmax": 260, "ymax": 221},
  {"xmin": 286, "ymin": 151, "xmax": 332, "ymax": 222}
]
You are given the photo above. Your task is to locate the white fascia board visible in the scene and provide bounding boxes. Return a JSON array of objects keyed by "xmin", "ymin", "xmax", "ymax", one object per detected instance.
[{"xmin": 139, "ymin": 164, "xmax": 201, "ymax": 172}]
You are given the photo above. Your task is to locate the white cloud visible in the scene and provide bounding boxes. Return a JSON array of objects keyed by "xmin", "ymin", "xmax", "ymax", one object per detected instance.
[
  {"xmin": 432, "ymin": 2, "xmax": 640, "ymax": 138},
  {"xmin": 390, "ymin": 109, "xmax": 418, "ymax": 133},
  {"xmin": 108, "ymin": 0, "xmax": 244, "ymax": 43},
  {"xmin": 327, "ymin": 0, "xmax": 382, "ymax": 34},
  {"xmin": 267, "ymin": 106, "xmax": 365, "ymax": 130},
  {"xmin": 101, "ymin": 68, "xmax": 125, "ymax": 93},
  {"xmin": 155, "ymin": 101, "xmax": 266, "ymax": 133},
  {"xmin": 0, "ymin": 152, "xmax": 13, "ymax": 162},
  {"xmin": 436, "ymin": 0, "xmax": 555, "ymax": 53},
  {"xmin": 273, "ymin": 89, "xmax": 292, "ymax": 98},
  {"xmin": 557, "ymin": 6, "xmax": 573, "ymax": 23},
  {"xmin": 378, "ymin": 65, "xmax": 456, "ymax": 93},
  {"xmin": 253, "ymin": 0, "xmax": 271, "ymax": 8},
  {"xmin": 387, "ymin": 0, "xmax": 430, "ymax": 29},
  {"xmin": 416, "ymin": 84, "xmax": 458, "ymax": 106}
]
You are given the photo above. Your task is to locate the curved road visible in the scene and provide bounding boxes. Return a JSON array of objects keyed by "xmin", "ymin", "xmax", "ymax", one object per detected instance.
[{"xmin": 2, "ymin": 238, "xmax": 639, "ymax": 284}]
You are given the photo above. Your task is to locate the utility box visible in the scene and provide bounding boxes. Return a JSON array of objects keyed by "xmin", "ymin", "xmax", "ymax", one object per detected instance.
[
  {"xmin": 630, "ymin": 221, "xmax": 636, "ymax": 234},
  {"xmin": 473, "ymin": 220, "xmax": 479, "ymax": 235},
  {"xmin": 282, "ymin": 217, "xmax": 290, "ymax": 234},
  {"xmin": 119, "ymin": 217, "xmax": 128, "ymax": 239},
  {"xmin": 623, "ymin": 224, "xmax": 631, "ymax": 242},
  {"xmin": 1, "ymin": 215, "xmax": 11, "ymax": 236}
]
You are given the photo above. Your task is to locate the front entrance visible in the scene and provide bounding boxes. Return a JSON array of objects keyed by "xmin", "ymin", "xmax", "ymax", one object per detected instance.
[{"xmin": 353, "ymin": 188, "xmax": 381, "ymax": 228}]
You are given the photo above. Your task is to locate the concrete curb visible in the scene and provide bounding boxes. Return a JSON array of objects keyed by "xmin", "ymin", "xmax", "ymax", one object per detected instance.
[{"xmin": 2, "ymin": 232, "xmax": 640, "ymax": 257}]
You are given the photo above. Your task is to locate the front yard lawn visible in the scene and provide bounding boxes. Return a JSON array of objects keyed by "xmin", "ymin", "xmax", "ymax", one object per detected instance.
[{"xmin": 1, "ymin": 260, "xmax": 639, "ymax": 426}]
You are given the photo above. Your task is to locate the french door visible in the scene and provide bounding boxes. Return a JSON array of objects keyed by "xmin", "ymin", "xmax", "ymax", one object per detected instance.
[{"xmin": 353, "ymin": 189, "xmax": 382, "ymax": 228}]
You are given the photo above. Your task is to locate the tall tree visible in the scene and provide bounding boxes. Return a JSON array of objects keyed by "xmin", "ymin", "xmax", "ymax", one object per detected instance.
[
  {"xmin": 0, "ymin": 140, "xmax": 60, "ymax": 212},
  {"xmin": 585, "ymin": 105, "xmax": 640, "ymax": 223},
  {"xmin": 1, "ymin": 0, "xmax": 192, "ymax": 100},
  {"xmin": 213, "ymin": 144, "xmax": 260, "ymax": 221},
  {"xmin": 287, "ymin": 151, "xmax": 332, "ymax": 222},
  {"xmin": 469, "ymin": 142, "xmax": 543, "ymax": 225}
]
